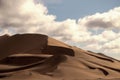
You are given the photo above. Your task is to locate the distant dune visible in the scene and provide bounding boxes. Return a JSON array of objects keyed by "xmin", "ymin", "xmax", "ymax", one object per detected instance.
[{"xmin": 0, "ymin": 34, "xmax": 120, "ymax": 80}]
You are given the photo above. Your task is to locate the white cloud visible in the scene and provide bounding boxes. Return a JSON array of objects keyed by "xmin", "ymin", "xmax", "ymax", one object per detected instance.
[
  {"xmin": 0, "ymin": 0, "xmax": 55, "ymax": 29},
  {"xmin": 102, "ymin": 37, "xmax": 120, "ymax": 50},
  {"xmin": 101, "ymin": 30, "xmax": 117, "ymax": 40},
  {"xmin": 78, "ymin": 7, "xmax": 120, "ymax": 29},
  {"xmin": 85, "ymin": 43, "xmax": 102, "ymax": 51},
  {"xmin": 102, "ymin": 37, "xmax": 120, "ymax": 60},
  {"xmin": 89, "ymin": 30, "xmax": 119, "ymax": 43}
]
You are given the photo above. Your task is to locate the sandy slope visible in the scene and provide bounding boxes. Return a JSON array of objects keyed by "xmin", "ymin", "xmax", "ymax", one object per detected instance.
[{"xmin": 0, "ymin": 34, "xmax": 120, "ymax": 80}]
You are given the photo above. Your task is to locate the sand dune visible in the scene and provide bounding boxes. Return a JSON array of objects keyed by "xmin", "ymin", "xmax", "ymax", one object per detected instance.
[
  {"xmin": 0, "ymin": 34, "xmax": 74, "ymax": 60},
  {"xmin": 0, "ymin": 34, "xmax": 120, "ymax": 80}
]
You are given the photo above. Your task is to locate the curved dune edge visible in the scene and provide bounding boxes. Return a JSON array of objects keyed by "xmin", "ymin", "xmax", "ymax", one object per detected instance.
[
  {"xmin": 0, "ymin": 34, "xmax": 120, "ymax": 80},
  {"xmin": 0, "ymin": 55, "xmax": 66, "ymax": 74}
]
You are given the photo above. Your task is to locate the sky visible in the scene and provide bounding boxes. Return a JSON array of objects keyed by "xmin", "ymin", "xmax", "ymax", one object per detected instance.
[
  {"xmin": 41, "ymin": 0, "xmax": 120, "ymax": 21},
  {"xmin": 0, "ymin": 0, "xmax": 120, "ymax": 60}
]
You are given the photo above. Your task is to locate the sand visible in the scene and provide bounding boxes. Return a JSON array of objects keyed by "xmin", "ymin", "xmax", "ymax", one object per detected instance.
[{"xmin": 0, "ymin": 34, "xmax": 120, "ymax": 80}]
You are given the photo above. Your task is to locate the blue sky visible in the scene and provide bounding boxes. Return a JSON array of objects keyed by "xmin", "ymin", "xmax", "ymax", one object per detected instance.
[{"xmin": 42, "ymin": 0, "xmax": 120, "ymax": 21}]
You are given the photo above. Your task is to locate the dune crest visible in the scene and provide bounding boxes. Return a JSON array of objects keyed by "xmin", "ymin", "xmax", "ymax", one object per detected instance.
[{"xmin": 0, "ymin": 34, "xmax": 120, "ymax": 80}]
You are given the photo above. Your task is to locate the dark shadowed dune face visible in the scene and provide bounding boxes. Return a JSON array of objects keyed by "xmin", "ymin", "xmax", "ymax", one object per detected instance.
[
  {"xmin": 0, "ymin": 34, "xmax": 9, "ymax": 45},
  {"xmin": 0, "ymin": 34, "xmax": 47, "ymax": 59},
  {"xmin": 0, "ymin": 34, "xmax": 74, "ymax": 60},
  {"xmin": 0, "ymin": 34, "xmax": 120, "ymax": 80}
]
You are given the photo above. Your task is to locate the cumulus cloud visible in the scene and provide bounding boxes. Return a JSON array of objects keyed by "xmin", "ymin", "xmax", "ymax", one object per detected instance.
[
  {"xmin": 85, "ymin": 43, "xmax": 102, "ymax": 51},
  {"xmin": 0, "ymin": 0, "xmax": 120, "ymax": 59},
  {"xmin": 102, "ymin": 37, "xmax": 120, "ymax": 59},
  {"xmin": 0, "ymin": 0, "xmax": 55, "ymax": 29},
  {"xmin": 102, "ymin": 37, "xmax": 120, "ymax": 50},
  {"xmin": 88, "ymin": 30, "xmax": 119, "ymax": 43},
  {"xmin": 78, "ymin": 7, "xmax": 120, "ymax": 29}
]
